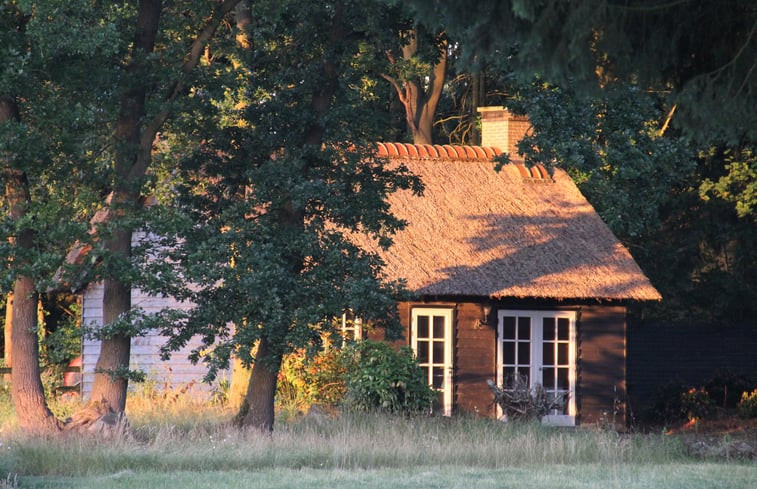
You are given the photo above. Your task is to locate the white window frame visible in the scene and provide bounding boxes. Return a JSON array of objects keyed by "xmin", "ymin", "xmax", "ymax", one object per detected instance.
[
  {"xmin": 340, "ymin": 311, "xmax": 362, "ymax": 342},
  {"xmin": 496, "ymin": 309, "xmax": 577, "ymax": 426},
  {"xmin": 411, "ymin": 307, "xmax": 454, "ymax": 416}
]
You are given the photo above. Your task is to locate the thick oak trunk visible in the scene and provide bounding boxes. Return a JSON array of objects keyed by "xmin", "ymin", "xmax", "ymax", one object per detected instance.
[
  {"xmin": 383, "ymin": 30, "xmax": 447, "ymax": 145},
  {"xmin": 2, "ymin": 96, "xmax": 61, "ymax": 434},
  {"xmin": 86, "ymin": 0, "xmax": 161, "ymax": 412},
  {"xmin": 86, "ymin": 0, "xmax": 241, "ymax": 414},
  {"xmin": 3, "ymin": 294, "xmax": 11, "ymax": 368},
  {"xmin": 89, "ymin": 231, "xmax": 132, "ymax": 412},
  {"xmin": 10, "ymin": 276, "xmax": 61, "ymax": 433},
  {"xmin": 241, "ymin": 337, "xmax": 282, "ymax": 432}
]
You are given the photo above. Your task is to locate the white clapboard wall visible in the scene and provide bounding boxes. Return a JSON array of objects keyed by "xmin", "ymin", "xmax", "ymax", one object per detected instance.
[{"xmin": 80, "ymin": 236, "xmax": 227, "ymax": 397}]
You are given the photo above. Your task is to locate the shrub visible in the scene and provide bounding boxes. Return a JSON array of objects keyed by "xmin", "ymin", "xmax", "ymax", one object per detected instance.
[
  {"xmin": 277, "ymin": 346, "xmax": 349, "ymax": 413},
  {"xmin": 341, "ymin": 340, "xmax": 435, "ymax": 414},
  {"xmin": 487, "ymin": 374, "xmax": 567, "ymax": 421},
  {"xmin": 645, "ymin": 382, "xmax": 715, "ymax": 424},
  {"xmin": 704, "ymin": 370, "xmax": 753, "ymax": 409},
  {"xmin": 680, "ymin": 387, "xmax": 714, "ymax": 420},
  {"xmin": 737, "ymin": 389, "xmax": 757, "ymax": 418}
]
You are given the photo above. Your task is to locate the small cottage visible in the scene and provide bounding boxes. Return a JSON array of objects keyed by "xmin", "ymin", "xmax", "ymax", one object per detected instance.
[{"xmin": 81, "ymin": 107, "xmax": 660, "ymax": 426}]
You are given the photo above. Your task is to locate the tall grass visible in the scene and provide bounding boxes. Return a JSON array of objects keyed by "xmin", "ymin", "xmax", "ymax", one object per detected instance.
[
  {"xmin": 1, "ymin": 411, "xmax": 693, "ymax": 477},
  {"xmin": 0, "ymin": 380, "xmax": 700, "ymax": 479}
]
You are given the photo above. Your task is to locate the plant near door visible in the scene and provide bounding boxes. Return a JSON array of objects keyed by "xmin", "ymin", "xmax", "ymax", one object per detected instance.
[
  {"xmin": 342, "ymin": 340, "xmax": 434, "ymax": 413},
  {"xmin": 487, "ymin": 374, "xmax": 567, "ymax": 421}
]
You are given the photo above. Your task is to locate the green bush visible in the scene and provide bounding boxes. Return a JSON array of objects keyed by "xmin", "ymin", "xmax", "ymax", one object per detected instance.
[
  {"xmin": 737, "ymin": 389, "xmax": 757, "ymax": 418},
  {"xmin": 646, "ymin": 382, "xmax": 716, "ymax": 424},
  {"xmin": 680, "ymin": 387, "xmax": 714, "ymax": 420},
  {"xmin": 704, "ymin": 370, "xmax": 753, "ymax": 409},
  {"xmin": 341, "ymin": 340, "xmax": 435, "ymax": 414},
  {"xmin": 277, "ymin": 346, "xmax": 348, "ymax": 412}
]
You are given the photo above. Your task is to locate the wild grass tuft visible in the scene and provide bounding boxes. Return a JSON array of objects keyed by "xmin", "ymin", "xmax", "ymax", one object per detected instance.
[
  {"xmin": 0, "ymin": 381, "xmax": 695, "ymax": 479},
  {"xmin": 1, "ymin": 411, "xmax": 692, "ymax": 478}
]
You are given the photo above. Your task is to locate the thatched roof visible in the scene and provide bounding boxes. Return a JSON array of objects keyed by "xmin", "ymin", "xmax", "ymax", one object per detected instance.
[{"xmin": 359, "ymin": 143, "xmax": 661, "ymax": 301}]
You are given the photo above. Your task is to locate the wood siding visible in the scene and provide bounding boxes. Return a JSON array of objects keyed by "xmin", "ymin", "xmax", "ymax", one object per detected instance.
[
  {"xmin": 397, "ymin": 301, "xmax": 628, "ymax": 426},
  {"xmin": 453, "ymin": 302, "xmax": 496, "ymax": 417},
  {"xmin": 577, "ymin": 305, "xmax": 627, "ymax": 428},
  {"xmin": 627, "ymin": 321, "xmax": 757, "ymax": 410},
  {"xmin": 81, "ymin": 282, "xmax": 219, "ymax": 397}
]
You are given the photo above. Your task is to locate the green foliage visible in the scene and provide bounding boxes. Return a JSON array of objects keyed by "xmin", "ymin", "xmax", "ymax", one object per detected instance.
[
  {"xmin": 341, "ymin": 340, "xmax": 434, "ymax": 413},
  {"xmin": 40, "ymin": 307, "xmax": 80, "ymax": 367},
  {"xmin": 277, "ymin": 346, "xmax": 348, "ymax": 412},
  {"xmin": 703, "ymin": 371, "xmax": 754, "ymax": 409},
  {"xmin": 508, "ymin": 80, "xmax": 695, "ymax": 239},
  {"xmin": 679, "ymin": 388, "xmax": 715, "ymax": 421},
  {"xmin": 700, "ymin": 147, "xmax": 757, "ymax": 220},
  {"xmin": 504, "ymin": 78, "xmax": 757, "ymax": 323},
  {"xmin": 737, "ymin": 389, "xmax": 757, "ymax": 419},
  {"xmin": 138, "ymin": 0, "xmax": 423, "ymax": 389},
  {"xmin": 407, "ymin": 0, "xmax": 757, "ymax": 144}
]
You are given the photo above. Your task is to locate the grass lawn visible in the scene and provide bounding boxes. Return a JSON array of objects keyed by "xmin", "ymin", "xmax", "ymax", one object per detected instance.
[
  {"xmin": 17, "ymin": 464, "xmax": 757, "ymax": 489},
  {"xmin": 1, "ymin": 391, "xmax": 754, "ymax": 489}
]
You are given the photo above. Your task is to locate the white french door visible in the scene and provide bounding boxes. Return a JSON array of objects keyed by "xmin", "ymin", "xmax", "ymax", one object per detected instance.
[
  {"xmin": 411, "ymin": 308, "xmax": 454, "ymax": 416},
  {"xmin": 496, "ymin": 310, "xmax": 576, "ymax": 425}
]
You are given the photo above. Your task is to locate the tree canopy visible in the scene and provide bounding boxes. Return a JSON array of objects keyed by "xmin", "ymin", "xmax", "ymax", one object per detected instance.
[{"xmin": 408, "ymin": 0, "xmax": 757, "ymax": 144}]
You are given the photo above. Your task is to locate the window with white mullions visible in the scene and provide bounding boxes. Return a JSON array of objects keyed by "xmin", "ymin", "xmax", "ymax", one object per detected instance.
[
  {"xmin": 497, "ymin": 310, "xmax": 577, "ymax": 425},
  {"xmin": 501, "ymin": 315, "xmax": 531, "ymax": 385},
  {"xmin": 541, "ymin": 316, "xmax": 572, "ymax": 416},
  {"xmin": 411, "ymin": 308, "xmax": 453, "ymax": 416},
  {"xmin": 340, "ymin": 310, "xmax": 362, "ymax": 342}
]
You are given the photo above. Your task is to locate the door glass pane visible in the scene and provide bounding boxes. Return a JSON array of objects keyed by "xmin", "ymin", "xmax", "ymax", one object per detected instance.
[
  {"xmin": 557, "ymin": 368, "xmax": 569, "ymax": 390},
  {"xmin": 557, "ymin": 343, "xmax": 569, "ymax": 365},
  {"xmin": 503, "ymin": 342, "xmax": 515, "ymax": 365},
  {"xmin": 432, "ymin": 341, "xmax": 445, "ymax": 365},
  {"xmin": 517, "ymin": 367, "xmax": 529, "ymax": 383},
  {"xmin": 543, "ymin": 318, "xmax": 555, "ymax": 340},
  {"xmin": 518, "ymin": 317, "xmax": 531, "ymax": 340},
  {"xmin": 502, "ymin": 316, "xmax": 516, "ymax": 339},
  {"xmin": 543, "ymin": 367, "xmax": 555, "ymax": 389},
  {"xmin": 517, "ymin": 342, "xmax": 530, "ymax": 364},
  {"xmin": 543, "ymin": 342, "xmax": 554, "ymax": 365},
  {"xmin": 417, "ymin": 340, "xmax": 429, "ymax": 363},
  {"xmin": 557, "ymin": 318, "xmax": 569, "ymax": 340},
  {"xmin": 432, "ymin": 367, "xmax": 444, "ymax": 389},
  {"xmin": 433, "ymin": 316, "xmax": 445, "ymax": 339},
  {"xmin": 417, "ymin": 316, "xmax": 429, "ymax": 338}
]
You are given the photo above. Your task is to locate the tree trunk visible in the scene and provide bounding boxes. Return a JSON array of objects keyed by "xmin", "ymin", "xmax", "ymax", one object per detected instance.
[
  {"xmin": 10, "ymin": 276, "xmax": 61, "ymax": 433},
  {"xmin": 89, "ymin": 232, "xmax": 133, "ymax": 412},
  {"xmin": 2, "ymin": 96, "xmax": 61, "ymax": 434},
  {"xmin": 86, "ymin": 0, "xmax": 241, "ymax": 414},
  {"xmin": 241, "ymin": 336, "xmax": 282, "ymax": 432},
  {"xmin": 3, "ymin": 294, "xmax": 11, "ymax": 368},
  {"xmin": 86, "ymin": 0, "xmax": 162, "ymax": 412},
  {"xmin": 383, "ymin": 30, "xmax": 447, "ymax": 145}
]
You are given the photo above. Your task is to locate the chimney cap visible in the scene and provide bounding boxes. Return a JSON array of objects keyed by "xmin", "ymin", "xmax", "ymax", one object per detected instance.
[{"xmin": 477, "ymin": 106, "xmax": 529, "ymax": 122}]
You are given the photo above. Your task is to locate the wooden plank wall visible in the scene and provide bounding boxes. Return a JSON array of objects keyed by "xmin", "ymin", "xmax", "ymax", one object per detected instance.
[
  {"xmin": 454, "ymin": 302, "xmax": 496, "ymax": 417},
  {"xmin": 81, "ymin": 282, "xmax": 221, "ymax": 398},
  {"xmin": 578, "ymin": 305, "xmax": 627, "ymax": 428},
  {"xmin": 627, "ymin": 321, "xmax": 757, "ymax": 408}
]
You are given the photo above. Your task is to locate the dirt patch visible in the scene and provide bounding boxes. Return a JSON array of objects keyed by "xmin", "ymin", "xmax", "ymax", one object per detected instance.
[{"xmin": 665, "ymin": 417, "xmax": 757, "ymax": 459}]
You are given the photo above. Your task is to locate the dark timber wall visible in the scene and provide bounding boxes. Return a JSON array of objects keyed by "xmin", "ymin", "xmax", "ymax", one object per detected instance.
[
  {"xmin": 392, "ymin": 301, "xmax": 629, "ymax": 426},
  {"xmin": 454, "ymin": 302, "xmax": 497, "ymax": 417},
  {"xmin": 577, "ymin": 305, "xmax": 627, "ymax": 428},
  {"xmin": 627, "ymin": 321, "xmax": 757, "ymax": 410}
]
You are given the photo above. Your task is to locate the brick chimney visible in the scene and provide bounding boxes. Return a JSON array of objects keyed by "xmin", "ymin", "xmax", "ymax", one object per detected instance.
[{"xmin": 477, "ymin": 107, "xmax": 531, "ymax": 159}]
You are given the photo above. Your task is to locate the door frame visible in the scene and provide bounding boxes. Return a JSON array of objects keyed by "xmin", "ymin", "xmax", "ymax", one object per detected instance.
[
  {"xmin": 496, "ymin": 309, "xmax": 577, "ymax": 425},
  {"xmin": 411, "ymin": 307, "xmax": 454, "ymax": 416}
]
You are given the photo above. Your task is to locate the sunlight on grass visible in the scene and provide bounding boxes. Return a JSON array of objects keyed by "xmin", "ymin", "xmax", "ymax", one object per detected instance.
[
  {"xmin": 0, "ymin": 385, "xmax": 754, "ymax": 489},
  {"xmin": 19, "ymin": 465, "xmax": 757, "ymax": 489}
]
